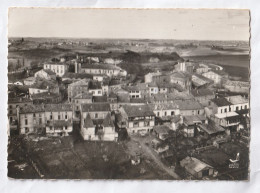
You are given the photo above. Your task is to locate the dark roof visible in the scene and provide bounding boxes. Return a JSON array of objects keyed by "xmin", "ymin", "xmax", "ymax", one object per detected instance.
[
  {"xmin": 20, "ymin": 104, "xmax": 72, "ymax": 114},
  {"xmin": 74, "ymin": 93, "xmax": 93, "ymax": 99},
  {"xmin": 122, "ymin": 105, "xmax": 155, "ymax": 118},
  {"xmin": 211, "ymin": 98, "xmax": 232, "ymax": 107},
  {"xmin": 153, "ymin": 125, "xmax": 170, "ymax": 134},
  {"xmin": 198, "ymin": 123, "xmax": 225, "ymax": 135},
  {"xmin": 8, "ymin": 97, "xmax": 32, "ymax": 104},
  {"xmin": 108, "ymin": 92, "xmax": 117, "ymax": 99},
  {"xmin": 93, "ymin": 96, "xmax": 108, "ymax": 103},
  {"xmin": 84, "ymin": 113, "xmax": 94, "ymax": 128},
  {"xmin": 103, "ymin": 113, "xmax": 114, "ymax": 127},
  {"xmin": 42, "ymin": 69, "xmax": 56, "ymax": 76},
  {"xmin": 62, "ymin": 72, "xmax": 93, "ymax": 79},
  {"xmin": 30, "ymin": 79, "xmax": 58, "ymax": 90},
  {"xmin": 130, "ymin": 98, "xmax": 146, "ymax": 104},
  {"xmin": 30, "ymin": 92, "xmax": 60, "ymax": 99},
  {"xmin": 88, "ymin": 81, "xmax": 102, "ymax": 89},
  {"xmin": 81, "ymin": 103, "xmax": 111, "ymax": 112},
  {"xmin": 191, "ymin": 88, "xmax": 214, "ymax": 97},
  {"xmin": 174, "ymin": 100, "xmax": 203, "ymax": 110}
]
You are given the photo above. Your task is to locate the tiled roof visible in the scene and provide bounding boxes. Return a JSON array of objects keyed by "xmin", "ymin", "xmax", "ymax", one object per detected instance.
[
  {"xmin": 191, "ymin": 88, "xmax": 214, "ymax": 97},
  {"xmin": 93, "ymin": 96, "xmax": 108, "ymax": 103},
  {"xmin": 153, "ymin": 125, "xmax": 170, "ymax": 134},
  {"xmin": 150, "ymin": 103, "xmax": 179, "ymax": 110},
  {"xmin": 74, "ymin": 92, "xmax": 93, "ymax": 99},
  {"xmin": 84, "ymin": 113, "xmax": 94, "ymax": 128},
  {"xmin": 20, "ymin": 104, "xmax": 72, "ymax": 114},
  {"xmin": 42, "ymin": 69, "xmax": 56, "ymax": 76},
  {"xmin": 62, "ymin": 72, "xmax": 93, "ymax": 79},
  {"xmin": 8, "ymin": 97, "xmax": 32, "ymax": 104},
  {"xmin": 103, "ymin": 113, "xmax": 114, "ymax": 127},
  {"xmin": 88, "ymin": 81, "xmax": 102, "ymax": 89},
  {"xmin": 225, "ymin": 95, "xmax": 248, "ymax": 105},
  {"xmin": 81, "ymin": 103, "xmax": 110, "ymax": 112},
  {"xmin": 68, "ymin": 79, "xmax": 89, "ymax": 87},
  {"xmin": 198, "ymin": 123, "xmax": 225, "ymax": 135},
  {"xmin": 81, "ymin": 63, "xmax": 120, "ymax": 70},
  {"xmin": 122, "ymin": 105, "xmax": 155, "ymax": 118},
  {"xmin": 211, "ymin": 98, "xmax": 232, "ymax": 107},
  {"xmin": 174, "ymin": 100, "xmax": 203, "ymax": 110}
]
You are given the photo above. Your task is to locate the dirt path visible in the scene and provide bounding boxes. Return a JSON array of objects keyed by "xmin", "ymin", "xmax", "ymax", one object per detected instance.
[{"xmin": 131, "ymin": 136, "xmax": 180, "ymax": 180}]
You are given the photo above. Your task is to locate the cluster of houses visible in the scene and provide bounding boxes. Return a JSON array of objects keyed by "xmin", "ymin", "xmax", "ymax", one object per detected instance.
[{"xmin": 8, "ymin": 55, "xmax": 250, "ymax": 179}]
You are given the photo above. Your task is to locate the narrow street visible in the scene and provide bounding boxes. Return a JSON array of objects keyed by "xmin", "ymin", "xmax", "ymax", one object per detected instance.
[{"xmin": 130, "ymin": 136, "xmax": 180, "ymax": 180}]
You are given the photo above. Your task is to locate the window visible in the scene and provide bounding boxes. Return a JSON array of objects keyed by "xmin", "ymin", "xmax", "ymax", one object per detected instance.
[
  {"xmin": 164, "ymin": 112, "xmax": 167, "ymax": 116},
  {"xmin": 33, "ymin": 113, "xmax": 36, "ymax": 118},
  {"xmin": 171, "ymin": 111, "xmax": 174, "ymax": 116},
  {"xmin": 133, "ymin": 121, "xmax": 139, "ymax": 127},
  {"xmin": 39, "ymin": 118, "xmax": 42, "ymax": 124},
  {"xmin": 98, "ymin": 91, "xmax": 101, "ymax": 94},
  {"xmin": 224, "ymin": 108, "xmax": 227, "ymax": 113},
  {"xmin": 25, "ymin": 119, "xmax": 28, "ymax": 125},
  {"xmin": 198, "ymin": 110, "xmax": 200, "ymax": 115},
  {"xmin": 65, "ymin": 126, "xmax": 67, "ymax": 130},
  {"xmin": 157, "ymin": 112, "xmax": 160, "ymax": 116},
  {"xmin": 236, "ymin": 107, "xmax": 239, "ymax": 111},
  {"xmin": 58, "ymin": 115, "xmax": 61, "ymax": 120},
  {"xmin": 65, "ymin": 114, "xmax": 68, "ymax": 119},
  {"xmin": 50, "ymin": 114, "xmax": 52, "ymax": 120},
  {"xmin": 245, "ymin": 105, "xmax": 247, "ymax": 109},
  {"xmin": 50, "ymin": 126, "xmax": 53, "ymax": 130},
  {"xmin": 9, "ymin": 110, "xmax": 12, "ymax": 114},
  {"xmin": 95, "ymin": 113, "xmax": 98, "ymax": 118},
  {"xmin": 221, "ymin": 109, "xmax": 223, "ymax": 113}
]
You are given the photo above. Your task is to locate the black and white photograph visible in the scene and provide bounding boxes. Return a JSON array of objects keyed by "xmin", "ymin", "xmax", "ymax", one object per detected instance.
[{"xmin": 7, "ymin": 8, "xmax": 250, "ymax": 180}]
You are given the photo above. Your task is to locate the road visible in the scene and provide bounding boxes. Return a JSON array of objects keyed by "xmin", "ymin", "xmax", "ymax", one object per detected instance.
[{"xmin": 130, "ymin": 136, "xmax": 181, "ymax": 180}]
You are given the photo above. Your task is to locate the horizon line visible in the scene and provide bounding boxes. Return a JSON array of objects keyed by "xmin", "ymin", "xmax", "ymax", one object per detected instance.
[{"xmin": 8, "ymin": 36, "xmax": 249, "ymax": 42}]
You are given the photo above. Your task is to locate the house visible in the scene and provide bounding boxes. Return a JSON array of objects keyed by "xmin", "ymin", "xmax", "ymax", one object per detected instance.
[
  {"xmin": 182, "ymin": 115, "xmax": 207, "ymax": 137},
  {"xmin": 43, "ymin": 62, "xmax": 68, "ymax": 77},
  {"xmin": 152, "ymin": 71, "xmax": 191, "ymax": 90},
  {"xmin": 88, "ymin": 81, "xmax": 103, "ymax": 96},
  {"xmin": 81, "ymin": 103, "xmax": 111, "ymax": 121},
  {"xmin": 118, "ymin": 105, "xmax": 155, "ymax": 134},
  {"xmin": 225, "ymin": 95, "xmax": 249, "ymax": 112},
  {"xmin": 79, "ymin": 63, "xmax": 127, "ymax": 77},
  {"xmin": 144, "ymin": 71, "xmax": 162, "ymax": 83},
  {"xmin": 150, "ymin": 103, "xmax": 180, "ymax": 118},
  {"xmin": 212, "ymin": 112, "xmax": 241, "ymax": 133},
  {"xmin": 31, "ymin": 92, "xmax": 62, "ymax": 104},
  {"xmin": 29, "ymin": 80, "xmax": 59, "ymax": 95},
  {"xmin": 180, "ymin": 157, "xmax": 215, "ymax": 179},
  {"xmin": 80, "ymin": 103, "xmax": 117, "ymax": 141},
  {"xmin": 23, "ymin": 77, "xmax": 36, "ymax": 86},
  {"xmin": 68, "ymin": 79, "xmax": 89, "ymax": 102},
  {"xmin": 191, "ymin": 73, "xmax": 214, "ymax": 88},
  {"xmin": 191, "ymin": 88, "xmax": 215, "ymax": 106},
  {"xmin": 175, "ymin": 61, "xmax": 195, "ymax": 73},
  {"xmin": 80, "ymin": 113, "xmax": 118, "ymax": 141},
  {"xmin": 19, "ymin": 104, "xmax": 73, "ymax": 136},
  {"xmin": 197, "ymin": 122, "xmax": 225, "ymax": 138},
  {"xmin": 8, "ymin": 97, "xmax": 33, "ymax": 134},
  {"xmin": 174, "ymin": 100, "xmax": 205, "ymax": 116},
  {"xmin": 148, "ymin": 82, "xmax": 159, "ymax": 96},
  {"xmin": 34, "ymin": 69, "xmax": 56, "ymax": 80},
  {"xmin": 72, "ymin": 93, "xmax": 93, "ymax": 118},
  {"xmin": 195, "ymin": 63, "xmax": 211, "ymax": 74},
  {"xmin": 153, "ymin": 125, "xmax": 170, "ymax": 140},
  {"xmin": 151, "ymin": 138, "xmax": 169, "ymax": 154},
  {"xmin": 202, "ymin": 70, "xmax": 228, "ymax": 85},
  {"xmin": 61, "ymin": 72, "xmax": 93, "ymax": 82},
  {"xmin": 156, "ymin": 82, "xmax": 184, "ymax": 93},
  {"xmin": 210, "ymin": 98, "xmax": 233, "ymax": 114},
  {"xmin": 223, "ymin": 80, "xmax": 250, "ymax": 93}
]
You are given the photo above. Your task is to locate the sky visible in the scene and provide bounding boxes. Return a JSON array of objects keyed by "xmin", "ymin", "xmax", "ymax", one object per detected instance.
[{"xmin": 8, "ymin": 8, "xmax": 250, "ymax": 41}]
